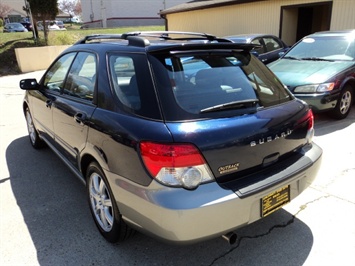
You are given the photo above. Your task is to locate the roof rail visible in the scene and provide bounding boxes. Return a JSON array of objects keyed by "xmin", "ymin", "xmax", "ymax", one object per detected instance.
[
  {"xmin": 121, "ymin": 31, "xmax": 218, "ymax": 40},
  {"xmin": 74, "ymin": 34, "xmax": 124, "ymax": 45},
  {"xmin": 74, "ymin": 34, "xmax": 151, "ymax": 47},
  {"xmin": 74, "ymin": 31, "xmax": 232, "ymax": 47}
]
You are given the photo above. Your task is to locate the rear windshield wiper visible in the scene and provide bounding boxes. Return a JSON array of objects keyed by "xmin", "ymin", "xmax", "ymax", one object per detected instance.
[{"xmin": 200, "ymin": 99, "xmax": 259, "ymax": 113}]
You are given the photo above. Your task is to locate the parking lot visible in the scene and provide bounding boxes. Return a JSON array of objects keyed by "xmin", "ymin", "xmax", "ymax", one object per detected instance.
[{"xmin": 1, "ymin": 71, "xmax": 354, "ymax": 266}]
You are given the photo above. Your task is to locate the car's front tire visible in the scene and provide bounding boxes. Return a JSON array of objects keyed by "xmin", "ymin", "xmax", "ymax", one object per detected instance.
[
  {"xmin": 331, "ymin": 85, "xmax": 353, "ymax": 119},
  {"xmin": 25, "ymin": 108, "xmax": 44, "ymax": 149},
  {"xmin": 86, "ymin": 162, "xmax": 134, "ymax": 243}
]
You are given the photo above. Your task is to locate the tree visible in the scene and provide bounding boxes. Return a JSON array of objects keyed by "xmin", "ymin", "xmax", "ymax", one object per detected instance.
[
  {"xmin": 28, "ymin": 0, "xmax": 59, "ymax": 45},
  {"xmin": 59, "ymin": 0, "xmax": 76, "ymax": 24},
  {"xmin": 73, "ymin": 0, "xmax": 82, "ymax": 18},
  {"xmin": 0, "ymin": 3, "xmax": 12, "ymax": 21}
]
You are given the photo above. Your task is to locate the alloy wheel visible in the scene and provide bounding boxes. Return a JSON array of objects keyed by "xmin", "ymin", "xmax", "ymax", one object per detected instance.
[
  {"xmin": 339, "ymin": 90, "xmax": 352, "ymax": 115},
  {"xmin": 26, "ymin": 111, "xmax": 36, "ymax": 145},
  {"xmin": 89, "ymin": 172, "xmax": 114, "ymax": 232}
]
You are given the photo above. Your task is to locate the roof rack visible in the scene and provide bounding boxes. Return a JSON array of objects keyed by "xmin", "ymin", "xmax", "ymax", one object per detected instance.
[
  {"xmin": 74, "ymin": 31, "xmax": 232, "ymax": 47},
  {"xmin": 121, "ymin": 31, "xmax": 217, "ymax": 40},
  {"xmin": 74, "ymin": 34, "xmax": 124, "ymax": 45}
]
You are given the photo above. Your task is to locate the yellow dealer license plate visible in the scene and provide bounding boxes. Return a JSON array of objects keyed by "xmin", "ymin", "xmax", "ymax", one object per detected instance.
[{"xmin": 261, "ymin": 185, "xmax": 290, "ymax": 217}]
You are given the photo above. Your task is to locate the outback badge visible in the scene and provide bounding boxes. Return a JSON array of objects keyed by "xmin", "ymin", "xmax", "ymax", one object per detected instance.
[{"xmin": 218, "ymin": 163, "xmax": 240, "ymax": 174}]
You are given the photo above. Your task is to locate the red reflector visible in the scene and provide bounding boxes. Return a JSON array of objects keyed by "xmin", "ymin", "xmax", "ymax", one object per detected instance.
[
  {"xmin": 306, "ymin": 109, "xmax": 314, "ymax": 130},
  {"xmin": 140, "ymin": 142, "xmax": 205, "ymax": 177}
]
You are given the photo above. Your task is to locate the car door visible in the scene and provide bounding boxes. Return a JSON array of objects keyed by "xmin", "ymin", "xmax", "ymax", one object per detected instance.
[
  {"xmin": 262, "ymin": 36, "xmax": 284, "ymax": 64},
  {"xmin": 250, "ymin": 37, "xmax": 266, "ymax": 62},
  {"xmin": 32, "ymin": 53, "xmax": 76, "ymax": 146},
  {"xmin": 52, "ymin": 52, "xmax": 97, "ymax": 168}
]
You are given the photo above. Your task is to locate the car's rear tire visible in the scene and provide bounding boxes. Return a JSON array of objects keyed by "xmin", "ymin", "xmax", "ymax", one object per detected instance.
[
  {"xmin": 25, "ymin": 108, "xmax": 44, "ymax": 149},
  {"xmin": 86, "ymin": 162, "xmax": 134, "ymax": 243},
  {"xmin": 331, "ymin": 85, "xmax": 353, "ymax": 119}
]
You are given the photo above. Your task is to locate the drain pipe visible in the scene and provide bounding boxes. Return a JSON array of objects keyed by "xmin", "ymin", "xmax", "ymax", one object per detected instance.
[{"xmin": 222, "ymin": 232, "xmax": 237, "ymax": 245}]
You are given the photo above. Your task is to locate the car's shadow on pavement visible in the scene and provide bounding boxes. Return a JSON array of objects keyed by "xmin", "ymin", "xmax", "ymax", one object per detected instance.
[
  {"xmin": 7, "ymin": 136, "xmax": 313, "ymax": 266},
  {"xmin": 313, "ymin": 107, "xmax": 355, "ymax": 136}
]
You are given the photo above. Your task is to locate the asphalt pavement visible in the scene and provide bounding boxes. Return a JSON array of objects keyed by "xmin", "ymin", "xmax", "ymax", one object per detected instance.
[{"xmin": 1, "ymin": 71, "xmax": 354, "ymax": 266}]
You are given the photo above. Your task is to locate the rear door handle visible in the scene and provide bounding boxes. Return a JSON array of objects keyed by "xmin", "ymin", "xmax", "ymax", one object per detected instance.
[{"xmin": 74, "ymin": 112, "xmax": 87, "ymax": 125}]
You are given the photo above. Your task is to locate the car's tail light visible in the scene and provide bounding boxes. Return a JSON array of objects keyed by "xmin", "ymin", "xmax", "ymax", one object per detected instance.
[
  {"xmin": 299, "ymin": 109, "xmax": 314, "ymax": 143},
  {"xmin": 140, "ymin": 142, "xmax": 214, "ymax": 189}
]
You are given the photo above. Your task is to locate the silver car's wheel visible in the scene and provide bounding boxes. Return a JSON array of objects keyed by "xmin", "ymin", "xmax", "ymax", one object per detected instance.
[
  {"xmin": 331, "ymin": 86, "xmax": 353, "ymax": 119},
  {"xmin": 86, "ymin": 162, "xmax": 134, "ymax": 242},
  {"xmin": 339, "ymin": 90, "xmax": 352, "ymax": 115},
  {"xmin": 25, "ymin": 108, "xmax": 44, "ymax": 149}
]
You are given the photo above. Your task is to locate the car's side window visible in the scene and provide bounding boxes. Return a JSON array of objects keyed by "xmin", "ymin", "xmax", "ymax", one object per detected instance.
[
  {"xmin": 251, "ymin": 38, "xmax": 265, "ymax": 54},
  {"xmin": 43, "ymin": 53, "xmax": 76, "ymax": 93},
  {"xmin": 64, "ymin": 52, "xmax": 97, "ymax": 101},
  {"xmin": 263, "ymin": 37, "xmax": 281, "ymax": 52},
  {"xmin": 109, "ymin": 55, "xmax": 141, "ymax": 110}
]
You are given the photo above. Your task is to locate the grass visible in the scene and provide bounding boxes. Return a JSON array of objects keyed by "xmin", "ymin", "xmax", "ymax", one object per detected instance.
[{"xmin": 0, "ymin": 25, "xmax": 164, "ymax": 76}]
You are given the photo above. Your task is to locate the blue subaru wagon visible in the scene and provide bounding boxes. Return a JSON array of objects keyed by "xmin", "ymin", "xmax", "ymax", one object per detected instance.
[{"xmin": 20, "ymin": 31, "xmax": 322, "ymax": 244}]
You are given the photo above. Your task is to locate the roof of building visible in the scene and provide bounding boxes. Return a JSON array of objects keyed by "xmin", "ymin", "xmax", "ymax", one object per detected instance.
[
  {"xmin": 160, "ymin": 0, "xmax": 265, "ymax": 15},
  {"xmin": 7, "ymin": 9, "xmax": 27, "ymax": 17},
  {"xmin": 56, "ymin": 11, "xmax": 71, "ymax": 19}
]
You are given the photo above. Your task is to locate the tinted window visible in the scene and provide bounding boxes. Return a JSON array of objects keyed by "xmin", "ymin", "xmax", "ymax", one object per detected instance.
[
  {"xmin": 154, "ymin": 52, "xmax": 292, "ymax": 117},
  {"xmin": 251, "ymin": 38, "xmax": 265, "ymax": 54},
  {"xmin": 64, "ymin": 52, "xmax": 96, "ymax": 101},
  {"xmin": 43, "ymin": 53, "xmax": 76, "ymax": 93},
  {"xmin": 109, "ymin": 55, "xmax": 141, "ymax": 109},
  {"xmin": 263, "ymin": 37, "xmax": 281, "ymax": 52},
  {"xmin": 108, "ymin": 53, "xmax": 161, "ymax": 120}
]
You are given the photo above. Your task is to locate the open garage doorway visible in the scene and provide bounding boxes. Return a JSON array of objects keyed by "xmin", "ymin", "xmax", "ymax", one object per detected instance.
[{"xmin": 280, "ymin": 1, "xmax": 332, "ymax": 46}]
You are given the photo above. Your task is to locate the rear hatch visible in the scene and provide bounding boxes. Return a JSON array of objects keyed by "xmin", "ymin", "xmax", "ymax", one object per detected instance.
[
  {"xmin": 150, "ymin": 45, "xmax": 313, "ymax": 190},
  {"xmin": 165, "ymin": 100, "xmax": 312, "ymax": 182}
]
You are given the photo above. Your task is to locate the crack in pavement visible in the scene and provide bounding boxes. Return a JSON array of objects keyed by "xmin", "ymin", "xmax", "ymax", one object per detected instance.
[
  {"xmin": 0, "ymin": 177, "xmax": 11, "ymax": 184},
  {"xmin": 322, "ymin": 168, "xmax": 355, "ymax": 188},
  {"xmin": 310, "ymin": 167, "xmax": 355, "ymax": 205},
  {"xmin": 311, "ymin": 186, "xmax": 355, "ymax": 205},
  {"xmin": 208, "ymin": 195, "xmax": 329, "ymax": 266}
]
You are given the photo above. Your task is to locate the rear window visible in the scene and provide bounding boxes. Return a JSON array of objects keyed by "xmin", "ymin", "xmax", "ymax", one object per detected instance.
[
  {"xmin": 151, "ymin": 51, "xmax": 292, "ymax": 120},
  {"xmin": 108, "ymin": 53, "xmax": 161, "ymax": 120}
]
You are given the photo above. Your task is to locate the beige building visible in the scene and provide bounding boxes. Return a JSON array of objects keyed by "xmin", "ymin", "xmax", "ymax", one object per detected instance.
[{"xmin": 160, "ymin": 0, "xmax": 355, "ymax": 45}]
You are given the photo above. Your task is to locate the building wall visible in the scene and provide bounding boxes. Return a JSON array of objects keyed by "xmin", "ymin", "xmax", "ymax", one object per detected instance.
[
  {"xmin": 81, "ymin": 0, "xmax": 187, "ymax": 28},
  {"xmin": 331, "ymin": 0, "xmax": 355, "ymax": 29},
  {"xmin": 165, "ymin": 0, "xmax": 355, "ymax": 44},
  {"xmin": 165, "ymin": 0, "xmax": 311, "ymax": 36}
]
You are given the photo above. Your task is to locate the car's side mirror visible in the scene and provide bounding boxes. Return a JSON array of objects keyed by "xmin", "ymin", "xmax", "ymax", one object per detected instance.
[
  {"xmin": 20, "ymin": 79, "xmax": 39, "ymax": 90},
  {"xmin": 278, "ymin": 47, "xmax": 290, "ymax": 58},
  {"xmin": 278, "ymin": 52, "xmax": 286, "ymax": 58}
]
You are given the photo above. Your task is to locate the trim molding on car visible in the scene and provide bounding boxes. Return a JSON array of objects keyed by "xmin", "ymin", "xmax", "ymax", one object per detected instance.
[{"xmin": 40, "ymin": 136, "xmax": 86, "ymax": 185}]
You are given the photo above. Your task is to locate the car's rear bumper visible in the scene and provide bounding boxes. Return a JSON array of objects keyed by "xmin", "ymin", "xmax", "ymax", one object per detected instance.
[
  {"xmin": 105, "ymin": 142, "xmax": 322, "ymax": 244},
  {"xmin": 294, "ymin": 92, "xmax": 339, "ymax": 112}
]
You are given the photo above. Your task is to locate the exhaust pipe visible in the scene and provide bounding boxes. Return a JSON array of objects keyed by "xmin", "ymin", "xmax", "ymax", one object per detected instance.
[{"xmin": 222, "ymin": 232, "xmax": 237, "ymax": 245}]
